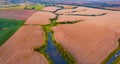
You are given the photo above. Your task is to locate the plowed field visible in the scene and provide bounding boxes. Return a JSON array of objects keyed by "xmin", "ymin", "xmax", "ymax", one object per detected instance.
[
  {"xmin": 0, "ymin": 25, "xmax": 48, "ymax": 64},
  {"xmin": 53, "ymin": 9, "xmax": 120, "ymax": 64},
  {"xmin": 0, "ymin": 10, "xmax": 36, "ymax": 20},
  {"xmin": 25, "ymin": 11, "xmax": 56, "ymax": 25}
]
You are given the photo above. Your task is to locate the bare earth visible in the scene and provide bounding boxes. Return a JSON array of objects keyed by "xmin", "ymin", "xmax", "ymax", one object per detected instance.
[
  {"xmin": 0, "ymin": 25, "xmax": 48, "ymax": 64},
  {"xmin": 56, "ymin": 9, "xmax": 75, "ymax": 14},
  {"xmin": 56, "ymin": 7, "xmax": 108, "ymax": 15},
  {"xmin": 0, "ymin": 10, "xmax": 36, "ymax": 20},
  {"xmin": 41, "ymin": 6, "xmax": 59, "ymax": 12},
  {"xmin": 53, "ymin": 7, "xmax": 120, "ymax": 64},
  {"xmin": 57, "ymin": 5, "xmax": 76, "ymax": 9},
  {"xmin": 25, "ymin": 11, "xmax": 56, "ymax": 25},
  {"xmin": 57, "ymin": 15, "xmax": 87, "ymax": 22}
]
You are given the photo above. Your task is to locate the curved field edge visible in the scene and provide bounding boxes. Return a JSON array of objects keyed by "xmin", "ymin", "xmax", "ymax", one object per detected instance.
[
  {"xmin": 34, "ymin": 20, "xmax": 77, "ymax": 64},
  {"xmin": 0, "ymin": 18, "xmax": 25, "ymax": 46},
  {"xmin": 102, "ymin": 39, "xmax": 120, "ymax": 64},
  {"xmin": 34, "ymin": 25, "xmax": 54, "ymax": 64},
  {"xmin": 51, "ymin": 30, "xmax": 76, "ymax": 64}
]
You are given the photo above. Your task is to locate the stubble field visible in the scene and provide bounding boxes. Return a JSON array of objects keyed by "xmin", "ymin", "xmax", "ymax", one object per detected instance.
[{"xmin": 0, "ymin": 25, "xmax": 48, "ymax": 64}]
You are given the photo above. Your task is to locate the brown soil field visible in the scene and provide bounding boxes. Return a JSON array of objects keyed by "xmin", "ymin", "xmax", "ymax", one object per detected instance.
[
  {"xmin": 57, "ymin": 15, "xmax": 87, "ymax": 22},
  {"xmin": 56, "ymin": 7, "xmax": 116, "ymax": 23},
  {"xmin": 68, "ymin": 7, "xmax": 109, "ymax": 15},
  {"xmin": 41, "ymin": 6, "xmax": 59, "ymax": 12},
  {"xmin": 63, "ymin": 5, "xmax": 76, "ymax": 9},
  {"xmin": 0, "ymin": 10, "xmax": 36, "ymax": 20},
  {"xmin": 53, "ymin": 10, "xmax": 120, "ymax": 64},
  {"xmin": 56, "ymin": 7, "xmax": 108, "ymax": 15},
  {"xmin": 56, "ymin": 9, "xmax": 75, "ymax": 14},
  {"xmin": 25, "ymin": 11, "xmax": 56, "ymax": 25},
  {"xmin": 0, "ymin": 25, "xmax": 48, "ymax": 64},
  {"xmin": 57, "ymin": 5, "xmax": 76, "ymax": 9}
]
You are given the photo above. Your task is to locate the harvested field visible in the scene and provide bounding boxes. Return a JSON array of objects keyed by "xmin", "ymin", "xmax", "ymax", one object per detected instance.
[
  {"xmin": 57, "ymin": 15, "xmax": 86, "ymax": 22},
  {"xmin": 57, "ymin": 5, "xmax": 76, "ymax": 9},
  {"xmin": 56, "ymin": 9, "xmax": 75, "ymax": 14},
  {"xmin": 56, "ymin": 7, "xmax": 109, "ymax": 15},
  {"xmin": 0, "ymin": 25, "xmax": 48, "ymax": 64},
  {"xmin": 25, "ymin": 11, "xmax": 56, "ymax": 25},
  {"xmin": 53, "ymin": 10, "xmax": 120, "ymax": 64},
  {"xmin": 41, "ymin": 6, "xmax": 59, "ymax": 12},
  {"xmin": 0, "ymin": 10, "xmax": 36, "ymax": 20},
  {"xmin": 68, "ymin": 10, "xmax": 107, "ymax": 15},
  {"xmin": 63, "ymin": 6, "xmax": 76, "ymax": 9},
  {"xmin": 0, "ymin": 5, "xmax": 26, "ymax": 10}
]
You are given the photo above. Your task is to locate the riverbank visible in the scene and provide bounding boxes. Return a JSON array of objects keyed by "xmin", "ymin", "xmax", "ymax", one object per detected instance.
[{"xmin": 102, "ymin": 39, "xmax": 120, "ymax": 64}]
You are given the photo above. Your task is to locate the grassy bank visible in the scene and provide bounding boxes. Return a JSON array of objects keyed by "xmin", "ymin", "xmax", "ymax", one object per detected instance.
[
  {"xmin": 34, "ymin": 25, "xmax": 54, "ymax": 64},
  {"xmin": 34, "ymin": 21, "xmax": 76, "ymax": 64},
  {"xmin": 57, "ymin": 20, "xmax": 83, "ymax": 24},
  {"xmin": 34, "ymin": 10, "xmax": 77, "ymax": 64},
  {"xmin": 0, "ymin": 18, "xmax": 25, "ymax": 46},
  {"xmin": 51, "ymin": 30, "xmax": 76, "ymax": 64},
  {"xmin": 102, "ymin": 39, "xmax": 120, "ymax": 64},
  {"xmin": 113, "ymin": 55, "xmax": 120, "ymax": 64}
]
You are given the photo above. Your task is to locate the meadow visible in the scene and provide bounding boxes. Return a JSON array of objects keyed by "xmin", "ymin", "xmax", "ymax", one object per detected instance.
[{"xmin": 0, "ymin": 18, "xmax": 24, "ymax": 46}]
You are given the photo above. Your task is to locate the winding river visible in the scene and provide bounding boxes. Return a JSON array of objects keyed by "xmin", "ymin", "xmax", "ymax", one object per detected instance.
[{"xmin": 45, "ymin": 32, "xmax": 67, "ymax": 64}]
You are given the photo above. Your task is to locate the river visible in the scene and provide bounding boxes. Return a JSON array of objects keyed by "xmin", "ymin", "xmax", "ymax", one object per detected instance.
[{"xmin": 45, "ymin": 32, "xmax": 67, "ymax": 64}]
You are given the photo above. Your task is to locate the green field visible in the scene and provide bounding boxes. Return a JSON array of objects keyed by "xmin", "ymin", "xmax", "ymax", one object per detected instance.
[
  {"xmin": 0, "ymin": 18, "xmax": 25, "ymax": 46},
  {"xmin": 35, "ymin": 5, "xmax": 45, "ymax": 10},
  {"xmin": 25, "ymin": 5, "xmax": 45, "ymax": 10},
  {"xmin": 0, "ymin": 5, "xmax": 45, "ymax": 10}
]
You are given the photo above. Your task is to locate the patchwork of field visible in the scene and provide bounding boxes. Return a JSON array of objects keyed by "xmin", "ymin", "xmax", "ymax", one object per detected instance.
[
  {"xmin": 0, "ymin": 4, "xmax": 120, "ymax": 64},
  {"xmin": 53, "ymin": 7, "xmax": 120, "ymax": 64},
  {"xmin": 0, "ymin": 10, "xmax": 36, "ymax": 20},
  {"xmin": 41, "ymin": 6, "xmax": 59, "ymax": 12},
  {"xmin": 25, "ymin": 11, "xmax": 56, "ymax": 25},
  {"xmin": 56, "ymin": 7, "xmax": 108, "ymax": 15},
  {"xmin": 0, "ymin": 25, "xmax": 48, "ymax": 64},
  {"xmin": 52, "ymin": 21, "xmax": 119, "ymax": 64},
  {"xmin": 0, "ymin": 5, "xmax": 26, "ymax": 10},
  {"xmin": 0, "ymin": 5, "xmax": 45, "ymax": 10}
]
